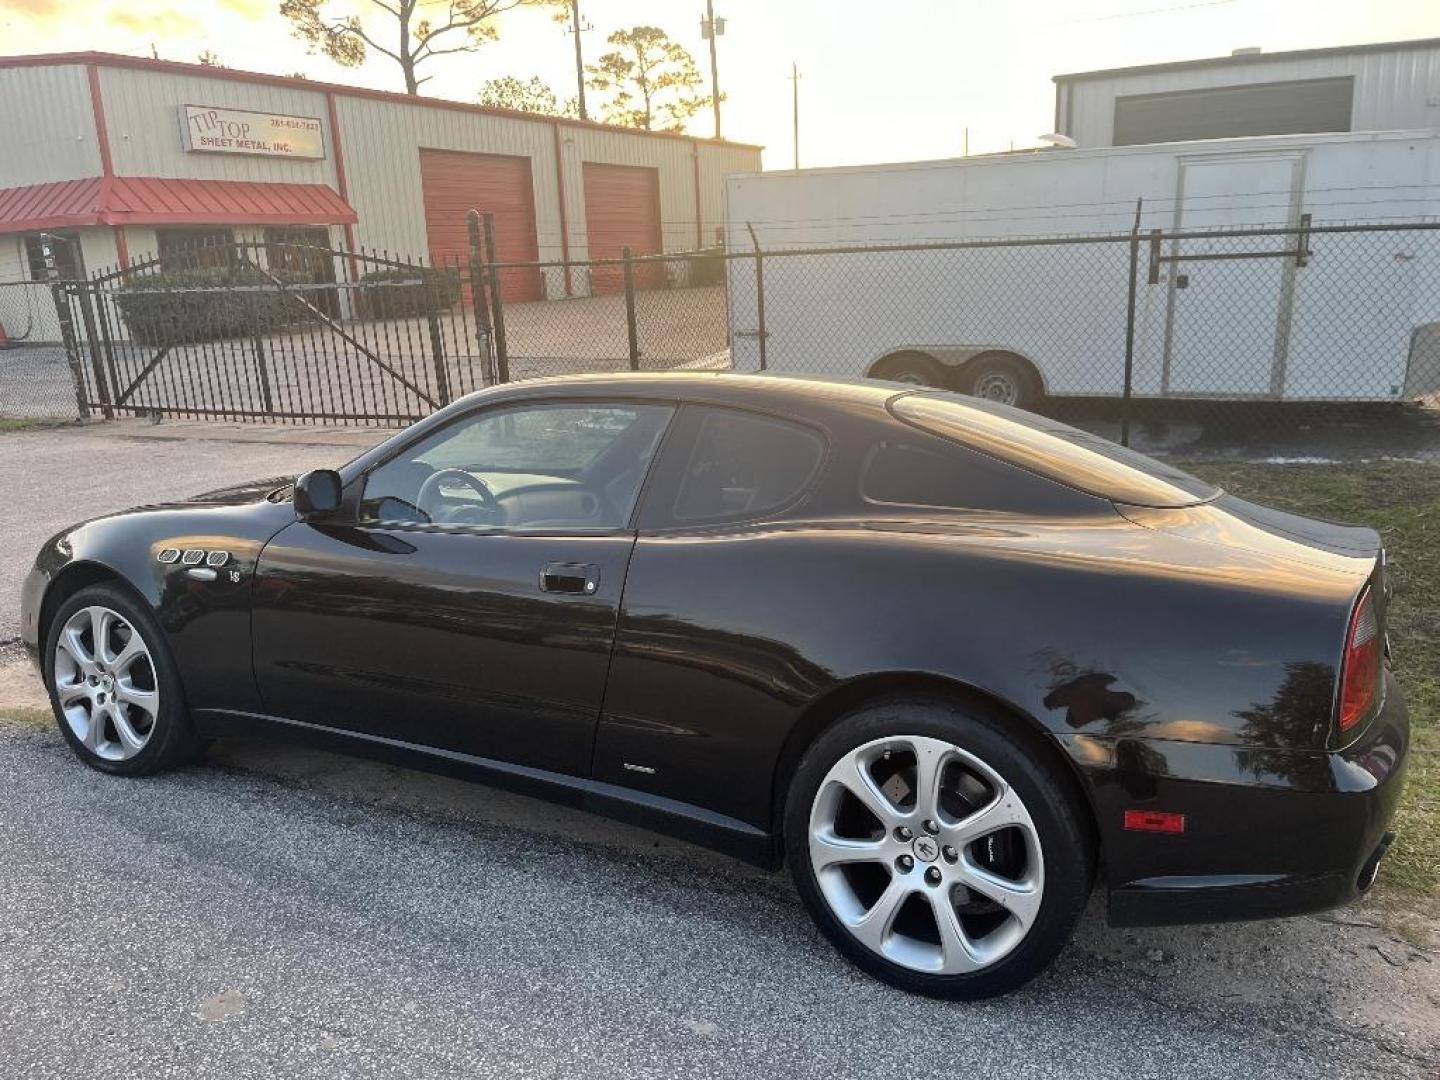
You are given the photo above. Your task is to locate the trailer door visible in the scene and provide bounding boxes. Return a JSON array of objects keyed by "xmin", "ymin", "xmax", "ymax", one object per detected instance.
[{"xmin": 1164, "ymin": 154, "xmax": 1303, "ymax": 397}]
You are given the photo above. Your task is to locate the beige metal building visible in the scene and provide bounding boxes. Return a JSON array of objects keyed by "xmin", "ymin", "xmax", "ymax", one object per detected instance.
[
  {"xmin": 0, "ymin": 51, "xmax": 761, "ymax": 301},
  {"xmin": 1054, "ymin": 36, "xmax": 1440, "ymax": 148}
]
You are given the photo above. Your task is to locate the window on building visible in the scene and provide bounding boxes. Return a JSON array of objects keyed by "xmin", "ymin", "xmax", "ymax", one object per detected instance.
[
  {"xmin": 156, "ymin": 227, "xmax": 235, "ymax": 272},
  {"xmin": 263, "ymin": 226, "xmax": 339, "ymax": 316},
  {"xmin": 22, "ymin": 231, "xmax": 84, "ymax": 281},
  {"xmin": 1112, "ymin": 77, "xmax": 1354, "ymax": 146}
]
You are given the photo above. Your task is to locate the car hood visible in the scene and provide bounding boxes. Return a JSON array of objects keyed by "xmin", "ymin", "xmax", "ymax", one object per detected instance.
[{"xmin": 182, "ymin": 476, "xmax": 296, "ymax": 507}]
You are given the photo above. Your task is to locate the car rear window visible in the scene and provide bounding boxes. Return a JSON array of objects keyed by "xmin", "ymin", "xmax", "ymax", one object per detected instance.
[{"xmin": 890, "ymin": 392, "xmax": 1219, "ymax": 508}]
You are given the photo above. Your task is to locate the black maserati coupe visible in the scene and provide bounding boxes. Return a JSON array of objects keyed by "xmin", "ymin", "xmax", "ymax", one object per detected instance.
[{"xmin": 20, "ymin": 373, "xmax": 1408, "ymax": 999}]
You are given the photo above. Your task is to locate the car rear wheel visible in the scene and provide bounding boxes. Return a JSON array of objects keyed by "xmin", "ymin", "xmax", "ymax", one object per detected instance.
[
  {"xmin": 785, "ymin": 696, "xmax": 1092, "ymax": 999},
  {"xmin": 44, "ymin": 583, "xmax": 198, "ymax": 775}
]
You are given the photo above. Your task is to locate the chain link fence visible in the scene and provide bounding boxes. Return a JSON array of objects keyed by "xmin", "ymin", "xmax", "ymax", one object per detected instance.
[
  {"xmin": 724, "ymin": 221, "xmax": 1440, "ymax": 457},
  {"xmin": 0, "ymin": 280, "xmax": 82, "ymax": 419},
  {"xmin": 3, "ymin": 217, "xmax": 1437, "ymax": 458}
]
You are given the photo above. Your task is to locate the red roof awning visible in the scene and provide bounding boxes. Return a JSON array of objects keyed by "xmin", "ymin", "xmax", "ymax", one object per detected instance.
[{"xmin": 0, "ymin": 176, "xmax": 358, "ymax": 234}]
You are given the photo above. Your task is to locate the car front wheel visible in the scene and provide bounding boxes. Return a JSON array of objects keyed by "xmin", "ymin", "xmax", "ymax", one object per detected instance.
[
  {"xmin": 785, "ymin": 696, "xmax": 1092, "ymax": 999},
  {"xmin": 44, "ymin": 583, "xmax": 198, "ymax": 775}
]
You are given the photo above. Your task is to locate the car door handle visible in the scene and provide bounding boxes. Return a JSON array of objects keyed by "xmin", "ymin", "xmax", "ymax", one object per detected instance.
[{"xmin": 539, "ymin": 561, "xmax": 599, "ymax": 595}]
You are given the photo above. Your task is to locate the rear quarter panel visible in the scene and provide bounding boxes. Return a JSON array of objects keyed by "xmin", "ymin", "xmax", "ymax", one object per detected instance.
[{"xmin": 594, "ymin": 512, "xmax": 1363, "ymax": 831}]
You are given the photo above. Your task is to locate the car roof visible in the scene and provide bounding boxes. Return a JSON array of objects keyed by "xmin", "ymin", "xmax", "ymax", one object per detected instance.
[{"xmin": 483, "ymin": 371, "xmax": 903, "ymax": 416}]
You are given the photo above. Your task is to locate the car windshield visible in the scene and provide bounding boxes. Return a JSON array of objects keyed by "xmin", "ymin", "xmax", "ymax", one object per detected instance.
[{"xmin": 891, "ymin": 392, "xmax": 1220, "ymax": 508}]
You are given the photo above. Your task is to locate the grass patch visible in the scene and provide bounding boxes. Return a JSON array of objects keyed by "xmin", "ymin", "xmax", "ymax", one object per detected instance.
[
  {"xmin": 0, "ymin": 706, "xmax": 53, "ymax": 730},
  {"xmin": 0, "ymin": 417, "xmax": 72, "ymax": 434},
  {"xmin": 1182, "ymin": 460, "xmax": 1440, "ymax": 900}
]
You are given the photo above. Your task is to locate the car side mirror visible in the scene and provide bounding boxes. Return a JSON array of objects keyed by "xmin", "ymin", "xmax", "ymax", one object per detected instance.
[{"xmin": 294, "ymin": 469, "xmax": 343, "ymax": 518}]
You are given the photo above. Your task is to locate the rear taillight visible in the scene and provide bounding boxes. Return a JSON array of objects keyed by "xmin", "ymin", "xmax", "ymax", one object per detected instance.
[{"xmin": 1338, "ymin": 588, "xmax": 1381, "ymax": 733}]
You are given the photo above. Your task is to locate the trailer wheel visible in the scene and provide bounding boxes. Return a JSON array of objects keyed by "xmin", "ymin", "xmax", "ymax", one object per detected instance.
[
  {"xmin": 963, "ymin": 353, "xmax": 1041, "ymax": 411},
  {"xmin": 871, "ymin": 351, "xmax": 947, "ymax": 388}
]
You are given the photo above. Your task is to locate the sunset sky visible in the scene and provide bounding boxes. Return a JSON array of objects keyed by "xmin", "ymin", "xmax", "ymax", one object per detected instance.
[{"xmin": 2, "ymin": 0, "xmax": 1437, "ymax": 167}]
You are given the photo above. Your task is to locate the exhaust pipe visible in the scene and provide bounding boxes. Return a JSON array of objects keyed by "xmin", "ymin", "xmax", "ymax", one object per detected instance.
[{"xmin": 1357, "ymin": 831, "xmax": 1395, "ymax": 891}]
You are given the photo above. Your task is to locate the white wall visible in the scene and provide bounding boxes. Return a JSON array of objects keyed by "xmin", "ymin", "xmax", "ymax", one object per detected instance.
[
  {"xmin": 99, "ymin": 66, "xmax": 338, "ymax": 188},
  {"xmin": 1059, "ymin": 43, "xmax": 1440, "ymax": 148},
  {"xmin": 0, "ymin": 65, "xmax": 100, "ymax": 186}
]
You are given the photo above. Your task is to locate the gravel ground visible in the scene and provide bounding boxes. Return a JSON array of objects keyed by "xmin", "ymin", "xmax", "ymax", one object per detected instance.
[
  {"xmin": 0, "ymin": 345, "xmax": 81, "ymax": 419},
  {"xmin": 0, "ymin": 714, "xmax": 1435, "ymax": 1080}
]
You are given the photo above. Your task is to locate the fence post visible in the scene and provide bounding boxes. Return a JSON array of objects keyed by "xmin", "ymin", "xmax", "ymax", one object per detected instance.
[
  {"xmin": 250, "ymin": 289, "xmax": 275, "ymax": 417},
  {"xmin": 49, "ymin": 281, "xmax": 89, "ymax": 419},
  {"xmin": 745, "ymin": 222, "xmax": 768, "ymax": 371},
  {"xmin": 426, "ymin": 275, "xmax": 451, "ymax": 406},
  {"xmin": 466, "ymin": 210, "xmax": 496, "ymax": 386},
  {"xmin": 622, "ymin": 246, "xmax": 640, "ymax": 371},
  {"xmin": 1120, "ymin": 198, "xmax": 1143, "ymax": 448},
  {"xmin": 482, "ymin": 212, "xmax": 510, "ymax": 384},
  {"xmin": 73, "ymin": 279, "xmax": 113, "ymax": 420}
]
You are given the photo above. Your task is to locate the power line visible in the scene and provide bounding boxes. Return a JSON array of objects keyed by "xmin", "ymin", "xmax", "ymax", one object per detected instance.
[{"xmin": 1068, "ymin": 0, "xmax": 1236, "ymax": 23}]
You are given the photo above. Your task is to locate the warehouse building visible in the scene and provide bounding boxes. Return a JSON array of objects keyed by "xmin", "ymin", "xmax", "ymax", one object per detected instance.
[
  {"xmin": 0, "ymin": 51, "xmax": 761, "ymax": 300},
  {"xmin": 1054, "ymin": 36, "xmax": 1440, "ymax": 148}
]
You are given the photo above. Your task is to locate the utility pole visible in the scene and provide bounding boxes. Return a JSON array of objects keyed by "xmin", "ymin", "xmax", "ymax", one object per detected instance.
[
  {"xmin": 701, "ymin": 0, "xmax": 723, "ymax": 138},
  {"xmin": 789, "ymin": 62, "xmax": 801, "ymax": 169},
  {"xmin": 568, "ymin": 0, "xmax": 590, "ymax": 121}
]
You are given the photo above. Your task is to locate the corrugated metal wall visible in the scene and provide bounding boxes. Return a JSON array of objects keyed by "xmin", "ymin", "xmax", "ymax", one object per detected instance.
[
  {"xmin": 337, "ymin": 94, "xmax": 557, "ymax": 262},
  {"xmin": 334, "ymin": 94, "xmax": 759, "ymax": 277},
  {"xmin": 0, "ymin": 60, "xmax": 762, "ymax": 293},
  {"xmin": 1059, "ymin": 42, "xmax": 1440, "ymax": 147},
  {"xmin": 0, "ymin": 65, "xmax": 100, "ymax": 186},
  {"xmin": 98, "ymin": 67, "xmax": 338, "ymax": 188}
]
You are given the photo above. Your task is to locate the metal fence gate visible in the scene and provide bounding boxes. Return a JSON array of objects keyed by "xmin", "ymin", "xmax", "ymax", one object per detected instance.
[{"xmin": 47, "ymin": 235, "xmax": 499, "ymax": 426}]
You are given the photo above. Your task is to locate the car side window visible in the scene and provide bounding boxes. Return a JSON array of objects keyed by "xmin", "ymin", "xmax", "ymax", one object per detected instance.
[
  {"xmin": 860, "ymin": 438, "xmax": 1101, "ymax": 514},
  {"xmin": 671, "ymin": 409, "xmax": 824, "ymax": 522},
  {"xmin": 862, "ymin": 442, "xmax": 986, "ymax": 508},
  {"xmin": 359, "ymin": 403, "xmax": 673, "ymax": 530}
]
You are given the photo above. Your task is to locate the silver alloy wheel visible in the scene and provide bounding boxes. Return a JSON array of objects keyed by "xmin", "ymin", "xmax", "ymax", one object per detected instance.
[
  {"xmin": 808, "ymin": 735, "xmax": 1044, "ymax": 975},
  {"xmin": 972, "ymin": 369, "xmax": 1020, "ymax": 404},
  {"xmin": 892, "ymin": 371, "xmax": 931, "ymax": 386},
  {"xmin": 52, "ymin": 605, "xmax": 160, "ymax": 762}
]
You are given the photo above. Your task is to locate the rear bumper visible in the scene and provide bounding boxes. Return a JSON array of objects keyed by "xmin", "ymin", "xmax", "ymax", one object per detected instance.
[{"xmin": 1059, "ymin": 669, "xmax": 1410, "ymax": 928}]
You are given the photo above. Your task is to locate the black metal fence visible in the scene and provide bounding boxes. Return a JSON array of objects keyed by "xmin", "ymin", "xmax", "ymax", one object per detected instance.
[{"xmin": 3, "ymin": 214, "xmax": 1438, "ymax": 457}]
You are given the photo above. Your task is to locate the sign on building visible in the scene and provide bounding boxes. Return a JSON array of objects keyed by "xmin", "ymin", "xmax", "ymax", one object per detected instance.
[{"xmin": 179, "ymin": 105, "xmax": 325, "ymax": 159}]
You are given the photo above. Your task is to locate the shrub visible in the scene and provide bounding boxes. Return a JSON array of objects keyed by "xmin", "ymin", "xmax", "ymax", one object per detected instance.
[
  {"xmin": 684, "ymin": 245, "xmax": 726, "ymax": 287},
  {"xmin": 354, "ymin": 267, "xmax": 461, "ymax": 320},
  {"xmin": 114, "ymin": 265, "xmax": 306, "ymax": 346}
]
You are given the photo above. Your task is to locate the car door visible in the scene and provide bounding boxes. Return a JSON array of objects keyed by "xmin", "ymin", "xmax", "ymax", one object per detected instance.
[
  {"xmin": 251, "ymin": 399, "xmax": 674, "ymax": 776},
  {"xmin": 591, "ymin": 404, "xmax": 830, "ymax": 825}
]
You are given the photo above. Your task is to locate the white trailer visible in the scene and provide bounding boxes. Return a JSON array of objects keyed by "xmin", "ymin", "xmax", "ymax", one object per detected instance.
[{"xmin": 724, "ymin": 130, "xmax": 1440, "ymax": 408}]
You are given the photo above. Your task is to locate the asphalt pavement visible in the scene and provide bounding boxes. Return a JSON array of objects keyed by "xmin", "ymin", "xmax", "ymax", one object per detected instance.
[
  {"xmin": 0, "ymin": 714, "xmax": 1435, "ymax": 1080},
  {"xmin": 1, "ymin": 420, "xmax": 1437, "ymax": 1078}
]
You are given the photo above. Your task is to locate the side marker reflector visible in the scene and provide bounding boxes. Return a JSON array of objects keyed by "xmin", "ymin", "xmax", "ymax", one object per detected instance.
[{"xmin": 1123, "ymin": 809, "xmax": 1186, "ymax": 834}]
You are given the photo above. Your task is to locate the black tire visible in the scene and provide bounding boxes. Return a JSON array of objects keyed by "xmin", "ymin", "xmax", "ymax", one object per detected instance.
[
  {"xmin": 871, "ymin": 351, "xmax": 947, "ymax": 388},
  {"xmin": 963, "ymin": 352, "xmax": 1041, "ymax": 411},
  {"xmin": 43, "ymin": 582, "xmax": 199, "ymax": 776},
  {"xmin": 784, "ymin": 695, "xmax": 1093, "ymax": 1000}
]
